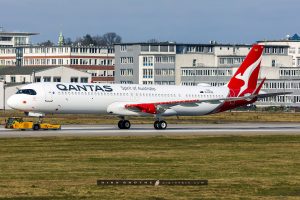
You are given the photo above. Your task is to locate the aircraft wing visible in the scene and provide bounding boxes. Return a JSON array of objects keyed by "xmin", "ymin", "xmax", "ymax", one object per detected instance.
[{"xmin": 125, "ymin": 96, "xmax": 252, "ymax": 114}]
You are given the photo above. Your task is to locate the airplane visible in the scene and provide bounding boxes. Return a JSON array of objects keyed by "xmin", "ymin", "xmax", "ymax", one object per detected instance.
[{"xmin": 7, "ymin": 44, "xmax": 291, "ymax": 130}]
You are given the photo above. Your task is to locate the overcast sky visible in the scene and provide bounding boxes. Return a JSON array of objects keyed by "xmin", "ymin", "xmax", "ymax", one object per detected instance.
[{"xmin": 1, "ymin": 0, "xmax": 299, "ymax": 44}]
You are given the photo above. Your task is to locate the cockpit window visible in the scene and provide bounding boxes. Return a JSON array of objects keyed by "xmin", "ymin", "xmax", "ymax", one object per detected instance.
[{"xmin": 16, "ymin": 89, "xmax": 37, "ymax": 95}]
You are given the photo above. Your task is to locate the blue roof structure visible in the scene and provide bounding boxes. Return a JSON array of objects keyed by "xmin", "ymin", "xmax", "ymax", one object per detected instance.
[{"xmin": 289, "ymin": 34, "xmax": 300, "ymax": 40}]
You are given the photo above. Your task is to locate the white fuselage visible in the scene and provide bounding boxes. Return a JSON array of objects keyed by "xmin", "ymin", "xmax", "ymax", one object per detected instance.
[{"xmin": 7, "ymin": 83, "xmax": 230, "ymax": 116}]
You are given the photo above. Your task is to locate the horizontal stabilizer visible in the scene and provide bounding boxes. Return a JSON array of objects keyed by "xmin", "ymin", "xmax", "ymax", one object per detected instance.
[{"xmin": 256, "ymin": 92, "xmax": 292, "ymax": 99}]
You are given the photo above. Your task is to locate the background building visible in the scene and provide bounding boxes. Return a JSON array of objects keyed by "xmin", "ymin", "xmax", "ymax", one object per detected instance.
[
  {"xmin": 176, "ymin": 43, "xmax": 292, "ymax": 85},
  {"xmin": 0, "ymin": 45, "xmax": 115, "ymax": 83},
  {"xmin": 0, "ymin": 29, "xmax": 38, "ymax": 47},
  {"xmin": 114, "ymin": 43, "xmax": 176, "ymax": 85},
  {"xmin": 258, "ymin": 34, "xmax": 300, "ymax": 67}
]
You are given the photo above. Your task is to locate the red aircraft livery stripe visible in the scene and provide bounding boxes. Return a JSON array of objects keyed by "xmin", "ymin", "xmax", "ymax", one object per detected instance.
[{"xmin": 125, "ymin": 99, "xmax": 199, "ymax": 114}]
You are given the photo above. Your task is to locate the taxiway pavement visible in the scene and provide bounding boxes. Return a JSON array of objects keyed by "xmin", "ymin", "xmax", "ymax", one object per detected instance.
[{"xmin": 0, "ymin": 123, "xmax": 299, "ymax": 138}]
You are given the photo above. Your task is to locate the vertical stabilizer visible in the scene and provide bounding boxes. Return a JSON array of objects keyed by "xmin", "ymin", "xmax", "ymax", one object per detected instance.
[{"xmin": 227, "ymin": 44, "xmax": 264, "ymax": 97}]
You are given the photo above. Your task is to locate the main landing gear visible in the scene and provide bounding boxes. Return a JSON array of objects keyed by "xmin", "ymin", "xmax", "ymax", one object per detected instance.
[
  {"xmin": 118, "ymin": 119, "xmax": 131, "ymax": 129},
  {"xmin": 117, "ymin": 116, "xmax": 167, "ymax": 130},
  {"xmin": 154, "ymin": 120, "xmax": 167, "ymax": 130}
]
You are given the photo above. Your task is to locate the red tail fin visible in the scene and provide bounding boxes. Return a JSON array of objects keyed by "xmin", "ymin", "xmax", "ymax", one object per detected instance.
[{"xmin": 227, "ymin": 44, "xmax": 264, "ymax": 97}]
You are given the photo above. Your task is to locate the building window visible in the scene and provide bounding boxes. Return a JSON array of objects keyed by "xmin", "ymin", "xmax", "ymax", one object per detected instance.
[
  {"xmin": 278, "ymin": 48, "xmax": 284, "ymax": 54},
  {"xmin": 141, "ymin": 45, "xmax": 149, "ymax": 52},
  {"xmin": 98, "ymin": 70, "xmax": 107, "ymax": 77},
  {"xmin": 81, "ymin": 77, "xmax": 88, "ymax": 83},
  {"xmin": 120, "ymin": 81, "xmax": 133, "ymax": 84},
  {"xmin": 43, "ymin": 77, "xmax": 51, "ymax": 82},
  {"xmin": 71, "ymin": 77, "xmax": 78, "ymax": 83},
  {"xmin": 142, "ymin": 81, "xmax": 153, "ymax": 85},
  {"xmin": 169, "ymin": 45, "xmax": 175, "ymax": 52},
  {"xmin": 120, "ymin": 45, "xmax": 127, "ymax": 52},
  {"xmin": 10, "ymin": 76, "xmax": 16, "ymax": 83},
  {"xmin": 58, "ymin": 59, "xmax": 63, "ymax": 65},
  {"xmin": 53, "ymin": 77, "xmax": 61, "ymax": 82},
  {"xmin": 155, "ymin": 69, "xmax": 175, "ymax": 76},
  {"xmin": 155, "ymin": 81, "xmax": 175, "ymax": 85},
  {"xmin": 297, "ymin": 59, "xmax": 300, "ymax": 67},
  {"xmin": 154, "ymin": 56, "xmax": 175, "ymax": 63},
  {"xmin": 289, "ymin": 47, "xmax": 295, "ymax": 54},
  {"xmin": 120, "ymin": 69, "xmax": 133, "ymax": 76},
  {"xmin": 264, "ymin": 48, "xmax": 270, "ymax": 54},
  {"xmin": 143, "ymin": 56, "xmax": 154, "ymax": 66},
  {"xmin": 192, "ymin": 59, "xmax": 196, "ymax": 67},
  {"xmin": 120, "ymin": 57, "xmax": 134, "ymax": 64},
  {"xmin": 219, "ymin": 58, "xmax": 225, "ymax": 64},
  {"xmin": 35, "ymin": 76, "xmax": 41, "ymax": 82},
  {"xmin": 181, "ymin": 69, "xmax": 232, "ymax": 77},
  {"xmin": 150, "ymin": 45, "xmax": 159, "ymax": 52},
  {"xmin": 143, "ymin": 69, "xmax": 153, "ymax": 78},
  {"xmin": 272, "ymin": 60, "xmax": 276, "ymax": 67},
  {"xmin": 219, "ymin": 57, "xmax": 245, "ymax": 65},
  {"xmin": 160, "ymin": 46, "xmax": 168, "ymax": 52}
]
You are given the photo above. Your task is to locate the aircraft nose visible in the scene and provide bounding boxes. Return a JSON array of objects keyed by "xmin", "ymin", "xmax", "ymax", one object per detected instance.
[{"xmin": 7, "ymin": 95, "xmax": 18, "ymax": 109}]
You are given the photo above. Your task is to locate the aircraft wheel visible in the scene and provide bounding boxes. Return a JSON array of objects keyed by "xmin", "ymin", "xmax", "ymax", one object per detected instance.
[
  {"xmin": 154, "ymin": 120, "xmax": 167, "ymax": 129},
  {"xmin": 159, "ymin": 120, "xmax": 167, "ymax": 130},
  {"xmin": 33, "ymin": 124, "xmax": 40, "ymax": 131},
  {"xmin": 118, "ymin": 120, "xmax": 124, "ymax": 129},
  {"xmin": 123, "ymin": 120, "xmax": 131, "ymax": 129},
  {"xmin": 154, "ymin": 121, "xmax": 160, "ymax": 129},
  {"xmin": 118, "ymin": 120, "xmax": 131, "ymax": 129}
]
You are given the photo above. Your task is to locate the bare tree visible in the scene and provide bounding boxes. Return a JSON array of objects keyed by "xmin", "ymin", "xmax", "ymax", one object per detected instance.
[
  {"xmin": 93, "ymin": 35, "xmax": 106, "ymax": 46},
  {"xmin": 102, "ymin": 32, "xmax": 122, "ymax": 46},
  {"xmin": 68, "ymin": 32, "xmax": 122, "ymax": 46},
  {"xmin": 81, "ymin": 34, "xmax": 97, "ymax": 46},
  {"xmin": 147, "ymin": 38, "xmax": 159, "ymax": 43},
  {"xmin": 38, "ymin": 40, "xmax": 54, "ymax": 46},
  {"xmin": 64, "ymin": 37, "xmax": 73, "ymax": 45}
]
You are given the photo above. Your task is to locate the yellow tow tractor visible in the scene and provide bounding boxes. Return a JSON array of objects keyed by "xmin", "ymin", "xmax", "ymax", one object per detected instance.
[{"xmin": 5, "ymin": 117, "xmax": 61, "ymax": 131}]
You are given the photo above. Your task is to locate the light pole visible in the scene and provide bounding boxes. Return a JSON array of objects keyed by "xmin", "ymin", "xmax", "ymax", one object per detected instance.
[
  {"xmin": 32, "ymin": 70, "xmax": 35, "ymax": 83},
  {"xmin": 3, "ymin": 82, "xmax": 6, "ymax": 112}
]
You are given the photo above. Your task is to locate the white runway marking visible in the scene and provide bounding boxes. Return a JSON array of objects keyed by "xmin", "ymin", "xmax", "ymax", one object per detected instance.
[{"xmin": 0, "ymin": 123, "xmax": 300, "ymax": 138}]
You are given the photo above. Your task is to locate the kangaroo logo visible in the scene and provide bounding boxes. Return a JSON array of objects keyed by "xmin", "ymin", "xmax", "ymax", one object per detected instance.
[
  {"xmin": 227, "ymin": 45, "xmax": 263, "ymax": 97},
  {"xmin": 234, "ymin": 55, "xmax": 262, "ymax": 96}
]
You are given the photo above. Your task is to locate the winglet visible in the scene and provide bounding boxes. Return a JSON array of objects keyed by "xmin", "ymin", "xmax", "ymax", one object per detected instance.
[{"xmin": 253, "ymin": 77, "xmax": 266, "ymax": 95}]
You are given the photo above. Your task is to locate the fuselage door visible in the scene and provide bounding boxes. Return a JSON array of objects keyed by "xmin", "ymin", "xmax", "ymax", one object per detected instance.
[{"xmin": 45, "ymin": 85, "xmax": 54, "ymax": 102}]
